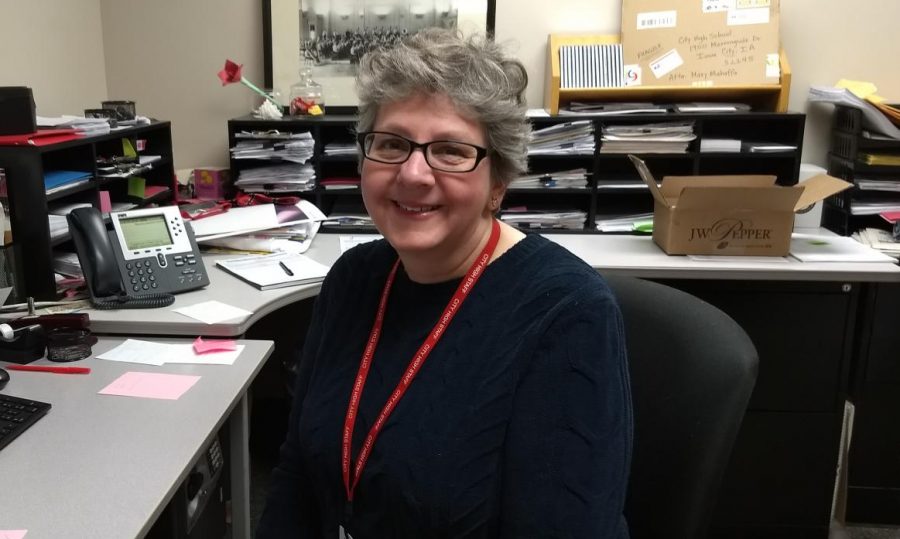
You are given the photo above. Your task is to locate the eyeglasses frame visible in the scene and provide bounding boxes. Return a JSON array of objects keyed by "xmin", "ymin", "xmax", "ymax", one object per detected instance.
[{"xmin": 356, "ymin": 131, "xmax": 489, "ymax": 173}]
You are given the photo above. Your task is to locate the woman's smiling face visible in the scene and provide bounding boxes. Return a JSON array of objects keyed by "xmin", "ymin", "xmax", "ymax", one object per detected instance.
[{"xmin": 360, "ymin": 92, "xmax": 501, "ymax": 266}]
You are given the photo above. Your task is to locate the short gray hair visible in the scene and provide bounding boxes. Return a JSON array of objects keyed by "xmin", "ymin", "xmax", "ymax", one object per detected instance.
[{"xmin": 355, "ymin": 28, "xmax": 530, "ymax": 187}]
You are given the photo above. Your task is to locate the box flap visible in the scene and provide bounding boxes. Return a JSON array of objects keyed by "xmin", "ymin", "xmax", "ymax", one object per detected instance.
[
  {"xmin": 677, "ymin": 185, "xmax": 801, "ymax": 211},
  {"xmin": 660, "ymin": 175, "xmax": 778, "ymax": 198},
  {"xmin": 628, "ymin": 155, "xmax": 670, "ymax": 207},
  {"xmin": 794, "ymin": 174, "xmax": 852, "ymax": 212}
]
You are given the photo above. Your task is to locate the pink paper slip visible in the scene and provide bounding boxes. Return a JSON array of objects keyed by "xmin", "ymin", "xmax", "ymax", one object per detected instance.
[
  {"xmin": 193, "ymin": 336, "xmax": 238, "ymax": 354},
  {"xmin": 0, "ymin": 531, "xmax": 28, "ymax": 539},
  {"xmin": 99, "ymin": 372, "xmax": 200, "ymax": 400}
]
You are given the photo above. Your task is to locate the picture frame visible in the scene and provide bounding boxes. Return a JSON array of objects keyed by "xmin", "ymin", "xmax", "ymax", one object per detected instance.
[{"xmin": 263, "ymin": 0, "xmax": 497, "ymax": 113}]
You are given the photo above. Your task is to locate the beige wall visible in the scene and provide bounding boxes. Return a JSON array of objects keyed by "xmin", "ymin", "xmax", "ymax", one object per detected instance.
[
  {"xmin": 99, "ymin": 0, "xmax": 263, "ymax": 170},
  {"xmin": 0, "ymin": 0, "xmax": 108, "ymax": 116},
  {"xmin": 3, "ymin": 1, "xmax": 900, "ymax": 169}
]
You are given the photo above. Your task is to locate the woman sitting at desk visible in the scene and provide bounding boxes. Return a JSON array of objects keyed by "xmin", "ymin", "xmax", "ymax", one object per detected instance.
[{"xmin": 257, "ymin": 28, "xmax": 632, "ymax": 538}]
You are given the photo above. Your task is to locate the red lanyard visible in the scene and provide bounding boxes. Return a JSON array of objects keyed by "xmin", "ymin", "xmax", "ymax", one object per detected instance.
[{"xmin": 341, "ymin": 219, "xmax": 501, "ymax": 504}]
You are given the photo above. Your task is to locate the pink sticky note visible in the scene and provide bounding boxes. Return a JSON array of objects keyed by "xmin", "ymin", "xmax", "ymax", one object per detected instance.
[
  {"xmin": 98, "ymin": 190, "xmax": 112, "ymax": 213},
  {"xmin": 0, "ymin": 531, "xmax": 28, "ymax": 539},
  {"xmin": 193, "ymin": 336, "xmax": 238, "ymax": 354},
  {"xmin": 99, "ymin": 372, "xmax": 200, "ymax": 400}
]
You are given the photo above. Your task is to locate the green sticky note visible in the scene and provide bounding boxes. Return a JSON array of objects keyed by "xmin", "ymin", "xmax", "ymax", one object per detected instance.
[
  {"xmin": 633, "ymin": 220, "xmax": 654, "ymax": 233},
  {"xmin": 128, "ymin": 176, "xmax": 146, "ymax": 198},
  {"xmin": 122, "ymin": 138, "xmax": 137, "ymax": 157}
]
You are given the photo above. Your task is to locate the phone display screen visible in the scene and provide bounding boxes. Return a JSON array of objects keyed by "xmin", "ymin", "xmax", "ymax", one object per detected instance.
[{"xmin": 119, "ymin": 214, "xmax": 173, "ymax": 250}]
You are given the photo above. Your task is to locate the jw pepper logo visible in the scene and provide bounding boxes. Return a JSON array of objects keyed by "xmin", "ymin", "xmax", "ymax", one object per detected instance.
[{"xmin": 689, "ymin": 218, "xmax": 771, "ymax": 247}]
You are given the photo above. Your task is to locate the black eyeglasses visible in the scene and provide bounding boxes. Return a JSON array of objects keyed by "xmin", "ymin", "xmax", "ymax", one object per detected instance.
[{"xmin": 357, "ymin": 131, "xmax": 489, "ymax": 173}]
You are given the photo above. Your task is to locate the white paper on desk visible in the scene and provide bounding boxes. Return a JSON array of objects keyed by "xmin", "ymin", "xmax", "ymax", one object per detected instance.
[
  {"xmin": 161, "ymin": 343, "xmax": 245, "ymax": 365},
  {"xmin": 790, "ymin": 233, "xmax": 897, "ymax": 262},
  {"xmin": 97, "ymin": 339, "xmax": 245, "ymax": 366},
  {"xmin": 173, "ymin": 300, "xmax": 253, "ymax": 324},
  {"xmin": 97, "ymin": 339, "xmax": 169, "ymax": 365},
  {"xmin": 339, "ymin": 234, "xmax": 383, "ymax": 253}
]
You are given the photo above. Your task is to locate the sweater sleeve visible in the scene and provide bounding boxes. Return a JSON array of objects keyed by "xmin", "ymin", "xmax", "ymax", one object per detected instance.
[
  {"xmin": 255, "ymin": 268, "xmax": 337, "ymax": 537},
  {"xmin": 500, "ymin": 288, "xmax": 633, "ymax": 538}
]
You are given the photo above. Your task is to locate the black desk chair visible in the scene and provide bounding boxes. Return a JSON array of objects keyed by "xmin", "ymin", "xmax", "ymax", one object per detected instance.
[{"xmin": 604, "ymin": 276, "xmax": 759, "ymax": 539}]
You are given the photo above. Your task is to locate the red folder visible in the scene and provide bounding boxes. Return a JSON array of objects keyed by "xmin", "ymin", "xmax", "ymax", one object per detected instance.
[{"xmin": 0, "ymin": 128, "xmax": 81, "ymax": 146}]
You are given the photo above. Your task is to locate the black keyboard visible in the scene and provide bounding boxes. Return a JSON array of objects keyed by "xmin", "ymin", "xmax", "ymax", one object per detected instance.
[{"xmin": 0, "ymin": 393, "xmax": 51, "ymax": 452}]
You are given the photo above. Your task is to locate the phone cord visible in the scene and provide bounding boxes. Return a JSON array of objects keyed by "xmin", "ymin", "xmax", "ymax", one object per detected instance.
[{"xmin": 93, "ymin": 292, "xmax": 176, "ymax": 310}]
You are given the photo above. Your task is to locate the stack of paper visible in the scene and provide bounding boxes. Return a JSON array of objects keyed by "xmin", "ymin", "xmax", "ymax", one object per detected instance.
[
  {"xmin": 234, "ymin": 163, "xmax": 315, "ymax": 193},
  {"xmin": 853, "ymin": 228, "xmax": 900, "ymax": 259},
  {"xmin": 320, "ymin": 178, "xmax": 361, "ymax": 190},
  {"xmin": 528, "ymin": 121, "xmax": 594, "ymax": 156},
  {"xmin": 230, "ymin": 133, "xmax": 314, "ymax": 163},
  {"xmin": 850, "ymin": 200, "xmax": 900, "ymax": 215},
  {"xmin": 595, "ymin": 213, "xmax": 654, "ymax": 232},
  {"xmin": 37, "ymin": 115, "xmax": 110, "ymax": 136},
  {"xmin": 510, "ymin": 168, "xmax": 589, "ymax": 189},
  {"xmin": 675, "ymin": 103, "xmax": 751, "ymax": 113},
  {"xmin": 562, "ymin": 102, "xmax": 668, "ymax": 116},
  {"xmin": 808, "ymin": 86, "xmax": 900, "ymax": 140},
  {"xmin": 322, "ymin": 214, "xmax": 376, "ymax": 230},
  {"xmin": 741, "ymin": 141, "xmax": 798, "ymax": 153},
  {"xmin": 190, "ymin": 199, "xmax": 326, "ymax": 254},
  {"xmin": 700, "ymin": 138, "xmax": 741, "ymax": 153},
  {"xmin": 499, "ymin": 209, "xmax": 587, "ymax": 230},
  {"xmin": 52, "ymin": 251, "xmax": 83, "ymax": 278},
  {"xmin": 600, "ymin": 122, "xmax": 696, "ymax": 153},
  {"xmin": 856, "ymin": 178, "xmax": 900, "ymax": 192},
  {"xmin": 860, "ymin": 153, "xmax": 900, "ymax": 166},
  {"xmin": 216, "ymin": 252, "xmax": 329, "ymax": 290},
  {"xmin": 44, "ymin": 170, "xmax": 92, "ymax": 195},
  {"xmin": 790, "ymin": 233, "xmax": 896, "ymax": 262},
  {"xmin": 48, "ymin": 214, "xmax": 69, "ymax": 241},
  {"xmin": 324, "ymin": 142, "xmax": 357, "ymax": 156}
]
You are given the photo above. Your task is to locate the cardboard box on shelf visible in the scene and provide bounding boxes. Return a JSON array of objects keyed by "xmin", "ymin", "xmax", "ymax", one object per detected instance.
[
  {"xmin": 628, "ymin": 155, "xmax": 851, "ymax": 256},
  {"xmin": 621, "ymin": 0, "xmax": 781, "ymax": 87}
]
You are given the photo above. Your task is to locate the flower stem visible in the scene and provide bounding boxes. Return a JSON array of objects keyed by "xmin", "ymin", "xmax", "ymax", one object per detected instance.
[{"xmin": 240, "ymin": 77, "xmax": 280, "ymax": 106}]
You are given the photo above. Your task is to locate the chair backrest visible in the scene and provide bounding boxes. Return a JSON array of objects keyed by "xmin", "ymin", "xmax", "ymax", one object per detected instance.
[{"xmin": 604, "ymin": 275, "xmax": 759, "ymax": 539}]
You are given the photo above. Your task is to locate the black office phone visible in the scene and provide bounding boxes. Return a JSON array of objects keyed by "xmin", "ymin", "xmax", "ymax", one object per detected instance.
[{"xmin": 68, "ymin": 206, "xmax": 209, "ymax": 309}]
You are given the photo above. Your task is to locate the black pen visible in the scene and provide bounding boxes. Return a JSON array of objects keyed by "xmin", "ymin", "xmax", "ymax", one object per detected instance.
[{"xmin": 278, "ymin": 261, "xmax": 294, "ymax": 276}]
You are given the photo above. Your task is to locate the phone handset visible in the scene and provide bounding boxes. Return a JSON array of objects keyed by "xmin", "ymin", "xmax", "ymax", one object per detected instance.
[{"xmin": 67, "ymin": 207, "xmax": 175, "ymax": 309}]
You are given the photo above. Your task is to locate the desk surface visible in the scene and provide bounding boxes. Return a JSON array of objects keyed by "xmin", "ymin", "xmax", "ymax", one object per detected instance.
[
  {"xmin": 82, "ymin": 229, "xmax": 900, "ymax": 337},
  {"xmin": 0, "ymin": 337, "xmax": 273, "ymax": 539}
]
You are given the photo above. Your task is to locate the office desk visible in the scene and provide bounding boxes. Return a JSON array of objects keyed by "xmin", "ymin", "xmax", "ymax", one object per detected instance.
[
  {"xmin": 82, "ymin": 230, "xmax": 900, "ymax": 337},
  {"xmin": 78, "ymin": 231, "xmax": 900, "ymax": 537},
  {"xmin": 83, "ymin": 253, "xmax": 326, "ymax": 337},
  {"xmin": 0, "ymin": 337, "xmax": 273, "ymax": 539}
]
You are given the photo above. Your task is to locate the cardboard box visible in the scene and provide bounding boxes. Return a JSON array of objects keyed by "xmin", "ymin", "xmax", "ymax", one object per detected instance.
[
  {"xmin": 621, "ymin": 0, "xmax": 781, "ymax": 87},
  {"xmin": 628, "ymin": 155, "xmax": 852, "ymax": 256}
]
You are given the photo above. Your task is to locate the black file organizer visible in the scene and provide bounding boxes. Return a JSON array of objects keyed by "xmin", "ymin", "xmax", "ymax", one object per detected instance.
[
  {"xmin": 822, "ymin": 105, "xmax": 900, "ymax": 235},
  {"xmin": 228, "ymin": 111, "xmax": 806, "ymax": 235}
]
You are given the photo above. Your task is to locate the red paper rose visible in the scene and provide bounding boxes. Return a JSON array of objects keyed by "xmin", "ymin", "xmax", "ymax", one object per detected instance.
[{"xmin": 217, "ymin": 60, "xmax": 243, "ymax": 86}]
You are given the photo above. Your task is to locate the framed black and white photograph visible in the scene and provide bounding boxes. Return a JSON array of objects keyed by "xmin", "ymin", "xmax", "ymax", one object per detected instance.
[{"xmin": 264, "ymin": 0, "xmax": 496, "ymax": 111}]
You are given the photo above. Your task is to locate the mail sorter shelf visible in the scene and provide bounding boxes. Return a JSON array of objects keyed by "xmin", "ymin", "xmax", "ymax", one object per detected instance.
[
  {"xmin": 543, "ymin": 34, "xmax": 793, "ymax": 116},
  {"xmin": 0, "ymin": 121, "xmax": 175, "ymax": 301},
  {"xmin": 228, "ymin": 111, "xmax": 805, "ymax": 234},
  {"xmin": 822, "ymin": 106, "xmax": 900, "ymax": 236}
]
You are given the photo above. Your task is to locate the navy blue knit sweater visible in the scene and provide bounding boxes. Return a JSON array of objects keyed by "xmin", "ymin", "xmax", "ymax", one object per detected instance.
[{"xmin": 257, "ymin": 234, "xmax": 632, "ymax": 538}]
